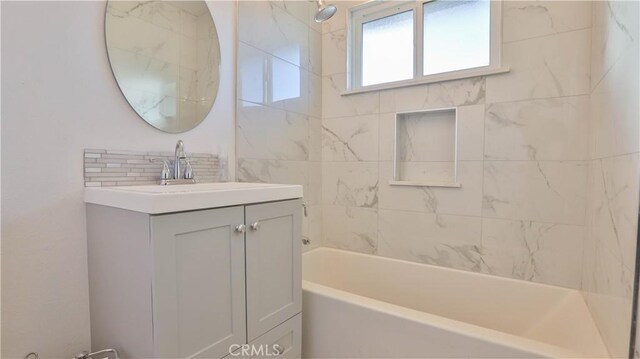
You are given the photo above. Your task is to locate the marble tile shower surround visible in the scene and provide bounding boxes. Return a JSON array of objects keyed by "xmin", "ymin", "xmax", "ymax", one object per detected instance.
[
  {"xmin": 236, "ymin": 1, "xmax": 323, "ymax": 250},
  {"xmin": 236, "ymin": 0, "xmax": 640, "ymax": 355},
  {"xmin": 83, "ymin": 149, "xmax": 223, "ymax": 187},
  {"xmin": 233, "ymin": 0, "xmax": 640, "ymax": 356},
  {"xmin": 318, "ymin": 0, "xmax": 595, "ymax": 291},
  {"xmin": 582, "ymin": 1, "xmax": 640, "ymax": 358}
]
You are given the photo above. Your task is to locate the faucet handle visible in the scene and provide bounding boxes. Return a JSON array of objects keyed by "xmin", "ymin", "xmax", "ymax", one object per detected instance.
[
  {"xmin": 184, "ymin": 160, "xmax": 194, "ymax": 180},
  {"xmin": 150, "ymin": 158, "xmax": 172, "ymax": 180}
]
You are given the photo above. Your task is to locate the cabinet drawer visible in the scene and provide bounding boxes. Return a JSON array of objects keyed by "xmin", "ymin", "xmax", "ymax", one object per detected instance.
[{"xmin": 240, "ymin": 314, "xmax": 302, "ymax": 359}]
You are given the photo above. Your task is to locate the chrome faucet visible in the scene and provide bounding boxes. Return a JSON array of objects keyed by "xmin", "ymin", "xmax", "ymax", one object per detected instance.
[
  {"xmin": 152, "ymin": 140, "xmax": 196, "ymax": 185},
  {"xmin": 174, "ymin": 140, "xmax": 186, "ymax": 179}
]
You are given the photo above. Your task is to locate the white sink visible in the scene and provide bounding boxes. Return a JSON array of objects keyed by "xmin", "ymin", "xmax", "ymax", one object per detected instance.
[{"xmin": 84, "ymin": 182, "xmax": 303, "ymax": 214}]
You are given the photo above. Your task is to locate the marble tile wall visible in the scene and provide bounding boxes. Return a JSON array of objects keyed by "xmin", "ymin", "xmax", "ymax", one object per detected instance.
[
  {"xmin": 236, "ymin": 1, "xmax": 323, "ymax": 251},
  {"xmin": 237, "ymin": 1, "xmax": 639, "ymax": 355},
  {"xmin": 320, "ymin": 1, "xmax": 594, "ymax": 290},
  {"xmin": 582, "ymin": 1, "xmax": 640, "ymax": 358},
  {"xmin": 237, "ymin": 1, "xmax": 640, "ymax": 354}
]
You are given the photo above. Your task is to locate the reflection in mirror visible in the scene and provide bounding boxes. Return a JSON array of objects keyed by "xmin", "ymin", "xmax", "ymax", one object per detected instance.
[
  {"xmin": 272, "ymin": 58, "xmax": 300, "ymax": 102},
  {"xmin": 105, "ymin": 1, "xmax": 220, "ymax": 133},
  {"xmin": 238, "ymin": 45, "xmax": 302, "ymax": 107},
  {"xmin": 239, "ymin": 54, "xmax": 264, "ymax": 105}
]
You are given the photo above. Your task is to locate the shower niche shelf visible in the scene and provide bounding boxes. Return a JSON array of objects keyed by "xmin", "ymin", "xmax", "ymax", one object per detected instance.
[{"xmin": 391, "ymin": 107, "xmax": 460, "ymax": 188}]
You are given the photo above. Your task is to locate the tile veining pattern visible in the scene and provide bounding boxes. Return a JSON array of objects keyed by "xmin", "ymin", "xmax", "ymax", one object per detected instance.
[
  {"xmin": 236, "ymin": 1, "xmax": 323, "ymax": 250},
  {"xmin": 83, "ymin": 149, "xmax": 223, "ymax": 187},
  {"xmin": 583, "ymin": 1, "xmax": 640, "ymax": 358},
  {"xmin": 320, "ymin": 1, "xmax": 594, "ymax": 290}
]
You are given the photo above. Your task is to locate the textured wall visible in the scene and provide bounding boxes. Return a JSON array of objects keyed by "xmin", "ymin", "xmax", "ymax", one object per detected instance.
[
  {"xmin": 582, "ymin": 1, "xmax": 640, "ymax": 357},
  {"xmin": 1, "ymin": 1, "xmax": 236, "ymax": 357},
  {"xmin": 320, "ymin": 1, "xmax": 592, "ymax": 289},
  {"xmin": 236, "ymin": 1, "xmax": 323, "ymax": 251}
]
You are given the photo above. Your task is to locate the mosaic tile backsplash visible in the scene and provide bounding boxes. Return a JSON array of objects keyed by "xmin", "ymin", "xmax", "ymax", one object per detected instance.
[{"xmin": 83, "ymin": 149, "xmax": 225, "ymax": 187}]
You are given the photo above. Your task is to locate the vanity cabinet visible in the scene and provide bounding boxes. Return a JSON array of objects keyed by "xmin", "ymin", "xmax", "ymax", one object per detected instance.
[{"xmin": 86, "ymin": 197, "xmax": 302, "ymax": 359}]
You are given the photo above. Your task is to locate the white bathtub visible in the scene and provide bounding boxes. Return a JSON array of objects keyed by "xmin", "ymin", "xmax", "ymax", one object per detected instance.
[{"xmin": 301, "ymin": 248, "xmax": 609, "ymax": 358}]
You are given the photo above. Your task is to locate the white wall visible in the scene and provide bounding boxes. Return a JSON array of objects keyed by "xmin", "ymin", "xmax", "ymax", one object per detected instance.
[{"xmin": 0, "ymin": 1, "xmax": 236, "ymax": 357}]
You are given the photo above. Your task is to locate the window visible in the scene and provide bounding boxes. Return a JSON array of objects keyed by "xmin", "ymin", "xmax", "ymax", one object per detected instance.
[
  {"xmin": 349, "ymin": 0, "xmax": 502, "ymax": 90},
  {"xmin": 361, "ymin": 10, "xmax": 414, "ymax": 86},
  {"xmin": 423, "ymin": 1, "xmax": 491, "ymax": 75}
]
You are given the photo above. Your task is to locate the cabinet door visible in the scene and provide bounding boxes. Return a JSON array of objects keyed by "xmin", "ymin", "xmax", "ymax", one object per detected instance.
[
  {"xmin": 151, "ymin": 206, "xmax": 246, "ymax": 359},
  {"xmin": 245, "ymin": 199, "xmax": 302, "ymax": 341}
]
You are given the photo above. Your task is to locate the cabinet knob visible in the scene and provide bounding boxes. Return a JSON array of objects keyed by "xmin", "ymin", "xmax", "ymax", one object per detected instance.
[
  {"xmin": 250, "ymin": 221, "xmax": 260, "ymax": 231},
  {"xmin": 234, "ymin": 224, "xmax": 246, "ymax": 233}
]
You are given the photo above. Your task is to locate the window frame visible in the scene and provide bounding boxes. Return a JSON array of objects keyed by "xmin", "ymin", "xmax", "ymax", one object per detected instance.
[{"xmin": 347, "ymin": 0, "xmax": 505, "ymax": 93}]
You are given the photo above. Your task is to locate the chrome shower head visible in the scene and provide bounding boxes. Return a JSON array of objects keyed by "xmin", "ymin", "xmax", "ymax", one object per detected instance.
[{"xmin": 314, "ymin": 0, "xmax": 336, "ymax": 23}]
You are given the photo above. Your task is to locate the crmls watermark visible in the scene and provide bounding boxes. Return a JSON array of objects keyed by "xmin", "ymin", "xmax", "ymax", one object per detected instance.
[{"xmin": 228, "ymin": 344, "xmax": 283, "ymax": 357}]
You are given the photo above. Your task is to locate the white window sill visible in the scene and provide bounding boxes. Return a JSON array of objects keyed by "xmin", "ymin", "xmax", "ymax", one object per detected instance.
[{"xmin": 341, "ymin": 67, "xmax": 510, "ymax": 96}]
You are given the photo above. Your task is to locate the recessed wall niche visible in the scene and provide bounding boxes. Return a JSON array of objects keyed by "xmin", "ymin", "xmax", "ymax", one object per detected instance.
[{"xmin": 391, "ymin": 108, "xmax": 460, "ymax": 187}]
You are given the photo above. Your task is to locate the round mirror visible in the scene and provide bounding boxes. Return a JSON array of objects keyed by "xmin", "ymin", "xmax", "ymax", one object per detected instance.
[{"xmin": 105, "ymin": 1, "xmax": 220, "ymax": 133}]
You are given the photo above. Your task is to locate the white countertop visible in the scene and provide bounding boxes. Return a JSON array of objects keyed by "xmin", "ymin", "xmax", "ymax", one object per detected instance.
[{"xmin": 84, "ymin": 182, "xmax": 304, "ymax": 214}]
